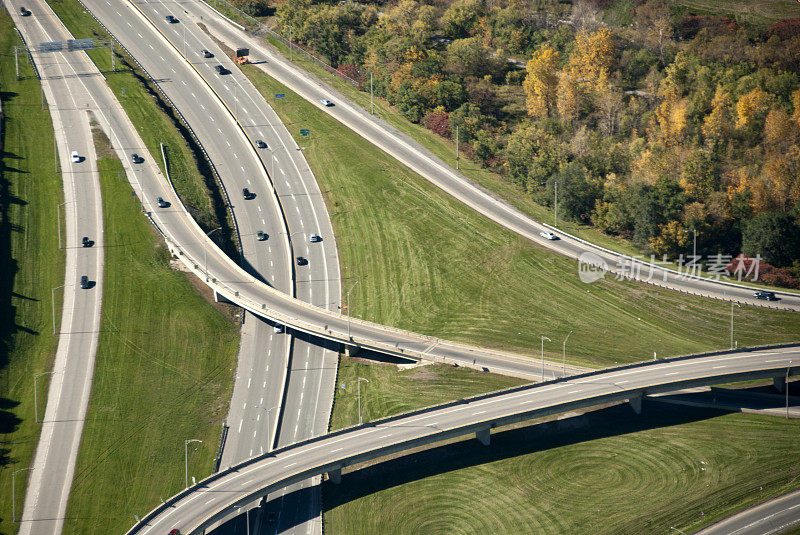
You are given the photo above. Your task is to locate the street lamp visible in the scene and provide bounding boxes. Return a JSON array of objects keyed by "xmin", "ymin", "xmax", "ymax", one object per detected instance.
[
  {"xmin": 540, "ymin": 335, "xmax": 551, "ymax": 382},
  {"xmin": 12, "ymin": 467, "xmax": 33, "ymax": 522},
  {"xmin": 787, "ymin": 361, "xmax": 793, "ymax": 420},
  {"xmin": 730, "ymin": 302, "xmax": 740, "ymax": 349},
  {"xmin": 357, "ymin": 377, "xmax": 369, "ymax": 425},
  {"xmin": 346, "ymin": 280, "xmax": 359, "ymax": 341},
  {"xmin": 34, "ymin": 371, "xmax": 55, "ymax": 423},
  {"xmin": 184, "ymin": 439, "xmax": 203, "ymax": 488},
  {"xmin": 56, "ymin": 201, "xmax": 67, "ymax": 249},
  {"xmin": 204, "ymin": 227, "xmax": 222, "ymax": 281},
  {"xmin": 265, "ymin": 405, "xmax": 279, "ymax": 451},
  {"xmin": 51, "ymin": 284, "xmax": 65, "ymax": 335},
  {"xmin": 562, "ymin": 330, "xmax": 573, "ymax": 377}
]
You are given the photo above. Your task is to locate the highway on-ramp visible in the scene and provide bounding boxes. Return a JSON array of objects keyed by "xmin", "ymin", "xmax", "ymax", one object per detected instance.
[
  {"xmin": 187, "ymin": 0, "xmax": 800, "ymax": 311},
  {"xmin": 128, "ymin": 346, "xmax": 799, "ymax": 535}
]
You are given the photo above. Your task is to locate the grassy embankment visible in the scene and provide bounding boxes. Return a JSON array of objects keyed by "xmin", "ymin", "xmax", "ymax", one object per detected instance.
[
  {"xmin": 0, "ymin": 10, "xmax": 64, "ymax": 534},
  {"xmin": 324, "ymin": 360, "xmax": 800, "ymax": 534},
  {"xmin": 239, "ymin": 63, "xmax": 800, "ymax": 368},
  {"xmin": 60, "ymin": 141, "xmax": 239, "ymax": 534}
]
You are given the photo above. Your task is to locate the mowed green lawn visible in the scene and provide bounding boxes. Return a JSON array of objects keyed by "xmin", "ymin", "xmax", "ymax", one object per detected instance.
[
  {"xmin": 324, "ymin": 360, "xmax": 800, "ymax": 534},
  {"xmin": 0, "ymin": 12, "xmax": 64, "ymax": 534},
  {"xmin": 243, "ymin": 66, "xmax": 800, "ymax": 368},
  {"xmin": 61, "ymin": 156, "xmax": 239, "ymax": 534}
]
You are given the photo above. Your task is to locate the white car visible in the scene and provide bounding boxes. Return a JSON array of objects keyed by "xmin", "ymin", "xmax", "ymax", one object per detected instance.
[
  {"xmin": 70, "ymin": 150, "xmax": 80, "ymax": 163},
  {"xmin": 273, "ymin": 324, "xmax": 284, "ymax": 334},
  {"xmin": 310, "ymin": 233, "xmax": 321, "ymax": 242},
  {"xmin": 540, "ymin": 231, "xmax": 558, "ymax": 240},
  {"xmin": 319, "ymin": 99, "xmax": 333, "ymax": 107}
]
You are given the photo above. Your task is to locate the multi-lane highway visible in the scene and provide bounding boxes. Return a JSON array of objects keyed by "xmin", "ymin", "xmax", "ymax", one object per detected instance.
[
  {"xmin": 128, "ymin": 345, "xmax": 799, "ymax": 534},
  {"xmin": 187, "ymin": 0, "xmax": 800, "ymax": 310},
  {"xmin": 76, "ymin": 3, "xmax": 343, "ymax": 533},
  {"xmin": 9, "ymin": 2, "xmax": 105, "ymax": 532}
]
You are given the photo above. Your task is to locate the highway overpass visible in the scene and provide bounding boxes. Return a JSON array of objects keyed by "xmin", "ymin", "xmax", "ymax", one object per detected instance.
[{"xmin": 127, "ymin": 345, "xmax": 799, "ymax": 535}]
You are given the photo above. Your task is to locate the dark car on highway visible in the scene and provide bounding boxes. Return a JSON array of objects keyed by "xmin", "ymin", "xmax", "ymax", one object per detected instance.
[
  {"xmin": 754, "ymin": 291, "xmax": 777, "ymax": 301},
  {"xmin": 256, "ymin": 139, "xmax": 268, "ymax": 149},
  {"xmin": 215, "ymin": 65, "xmax": 228, "ymax": 75},
  {"xmin": 296, "ymin": 256, "xmax": 308, "ymax": 266},
  {"xmin": 166, "ymin": 15, "xmax": 178, "ymax": 23},
  {"xmin": 243, "ymin": 188, "xmax": 255, "ymax": 200},
  {"xmin": 82, "ymin": 236, "xmax": 91, "ymax": 247},
  {"xmin": 20, "ymin": 6, "xmax": 31, "ymax": 16},
  {"xmin": 157, "ymin": 196, "xmax": 169, "ymax": 208},
  {"xmin": 257, "ymin": 230, "xmax": 267, "ymax": 241},
  {"xmin": 201, "ymin": 49, "xmax": 213, "ymax": 58},
  {"xmin": 80, "ymin": 275, "xmax": 89, "ymax": 289}
]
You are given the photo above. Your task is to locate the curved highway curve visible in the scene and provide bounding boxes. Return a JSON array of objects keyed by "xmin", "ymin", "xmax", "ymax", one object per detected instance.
[
  {"xmin": 188, "ymin": 0, "xmax": 800, "ymax": 312},
  {"xmin": 698, "ymin": 488, "xmax": 800, "ymax": 535},
  {"xmin": 127, "ymin": 345, "xmax": 799, "ymax": 535}
]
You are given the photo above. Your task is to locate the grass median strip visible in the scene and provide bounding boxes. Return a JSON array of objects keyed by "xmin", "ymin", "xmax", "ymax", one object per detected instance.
[
  {"xmin": 240, "ymin": 64, "xmax": 800, "ymax": 368},
  {"xmin": 61, "ymin": 152, "xmax": 238, "ymax": 534},
  {"xmin": 0, "ymin": 11, "xmax": 64, "ymax": 534},
  {"xmin": 324, "ymin": 359, "xmax": 800, "ymax": 534}
]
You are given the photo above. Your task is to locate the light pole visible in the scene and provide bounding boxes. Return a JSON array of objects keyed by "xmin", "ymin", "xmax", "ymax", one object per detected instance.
[
  {"xmin": 346, "ymin": 280, "xmax": 359, "ymax": 341},
  {"xmin": 265, "ymin": 405, "xmax": 278, "ymax": 451},
  {"xmin": 562, "ymin": 330, "xmax": 573, "ymax": 377},
  {"xmin": 51, "ymin": 284, "xmax": 64, "ymax": 334},
  {"xmin": 730, "ymin": 302, "xmax": 740, "ymax": 349},
  {"xmin": 56, "ymin": 202, "xmax": 67, "ymax": 249},
  {"xmin": 357, "ymin": 377, "xmax": 369, "ymax": 425},
  {"xmin": 541, "ymin": 335, "xmax": 551, "ymax": 382},
  {"xmin": 12, "ymin": 467, "xmax": 33, "ymax": 522},
  {"xmin": 787, "ymin": 361, "xmax": 793, "ymax": 420},
  {"xmin": 34, "ymin": 371, "xmax": 55, "ymax": 423},
  {"xmin": 204, "ymin": 227, "xmax": 222, "ymax": 281},
  {"xmin": 184, "ymin": 439, "xmax": 203, "ymax": 488}
]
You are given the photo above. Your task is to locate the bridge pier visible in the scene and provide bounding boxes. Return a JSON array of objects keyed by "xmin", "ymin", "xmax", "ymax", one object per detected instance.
[
  {"xmin": 327, "ymin": 466, "xmax": 342, "ymax": 484},
  {"xmin": 773, "ymin": 376, "xmax": 786, "ymax": 393},
  {"xmin": 476, "ymin": 427, "xmax": 491, "ymax": 446},
  {"xmin": 628, "ymin": 394, "xmax": 643, "ymax": 415},
  {"xmin": 343, "ymin": 344, "xmax": 360, "ymax": 358}
]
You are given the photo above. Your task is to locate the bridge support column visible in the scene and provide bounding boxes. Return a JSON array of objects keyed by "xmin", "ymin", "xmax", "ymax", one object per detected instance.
[
  {"xmin": 213, "ymin": 290, "xmax": 232, "ymax": 304},
  {"xmin": 327, "ymin": 467, "xmax": 342, "ymax": 484},
  {"xmin": 343, "ymin": 344, "xmax": 360, "ymax": 358},
  {"xmin": 476, "ymin": 427, "xmax": 491, "ymax": 446},
  {"xmin": 773, "ymin": 376, "xmax": 786, "ymax": 393},
  {"xmin": 629, "ymin": 394, "xmax": 642, "ymax": 415}
]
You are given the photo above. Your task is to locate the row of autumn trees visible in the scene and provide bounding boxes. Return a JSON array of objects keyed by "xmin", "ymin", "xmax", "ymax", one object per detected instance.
[{"xmin": 253, "ymin": 0, "xmax": 800, "ymax": 284}]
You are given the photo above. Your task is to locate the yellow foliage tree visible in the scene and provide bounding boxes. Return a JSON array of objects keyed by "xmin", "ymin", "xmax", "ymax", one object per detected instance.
[
  {"xmin": 735, "ymin": 87, "xmax": 770, "ymax": 129},
  {"xmin": 792, "ymin": 88, "xmax": 800, "ymax": 129},
  {"xmin": 523, "ymin": 46, "xmax": 559, "ymax": 119},
  {"xmin": 648, "ymin": 220, "xmax": 688, "ymax": 258},
  {"xmin": 763, "ymin": 107, "xmax": 796, "ymax": 149},
  {"xmin": 567, "ymin": 28, "xmax": 614, "ymax": 88},
  {"xmin": 654, "ymin": 86, "xmax": 689, "ymax": 146},
  {"xmin": 701, "ymin": 86, "xmax": 731, "ymax": 144},
  {"xmin": 556, "ymin": 73, "xmax": 581, "ymax": 124}
]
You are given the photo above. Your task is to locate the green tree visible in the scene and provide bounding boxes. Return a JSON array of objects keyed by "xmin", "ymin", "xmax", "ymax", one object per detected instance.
[
  {"xmin": 440, "ymin": 0, "xmax": 485, "ymax": 38},
  {"xmin": 742, "ymin": 211, "xmax": 800, "ymax": 267}
]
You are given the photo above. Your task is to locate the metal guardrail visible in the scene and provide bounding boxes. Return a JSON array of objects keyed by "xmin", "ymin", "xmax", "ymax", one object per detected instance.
[{"xmin": 75, "ymin": 0, "xmax": 244, "ymax": 261}]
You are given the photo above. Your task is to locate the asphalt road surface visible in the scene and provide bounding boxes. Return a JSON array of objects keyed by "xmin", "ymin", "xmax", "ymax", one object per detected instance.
[
  {"xmin": 128, "ymin": 346, "xmax": 799, "ymax": 535},
  {"xmin": 10, "ymin": 2, "xmax": 104, "ymax": 532}
]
